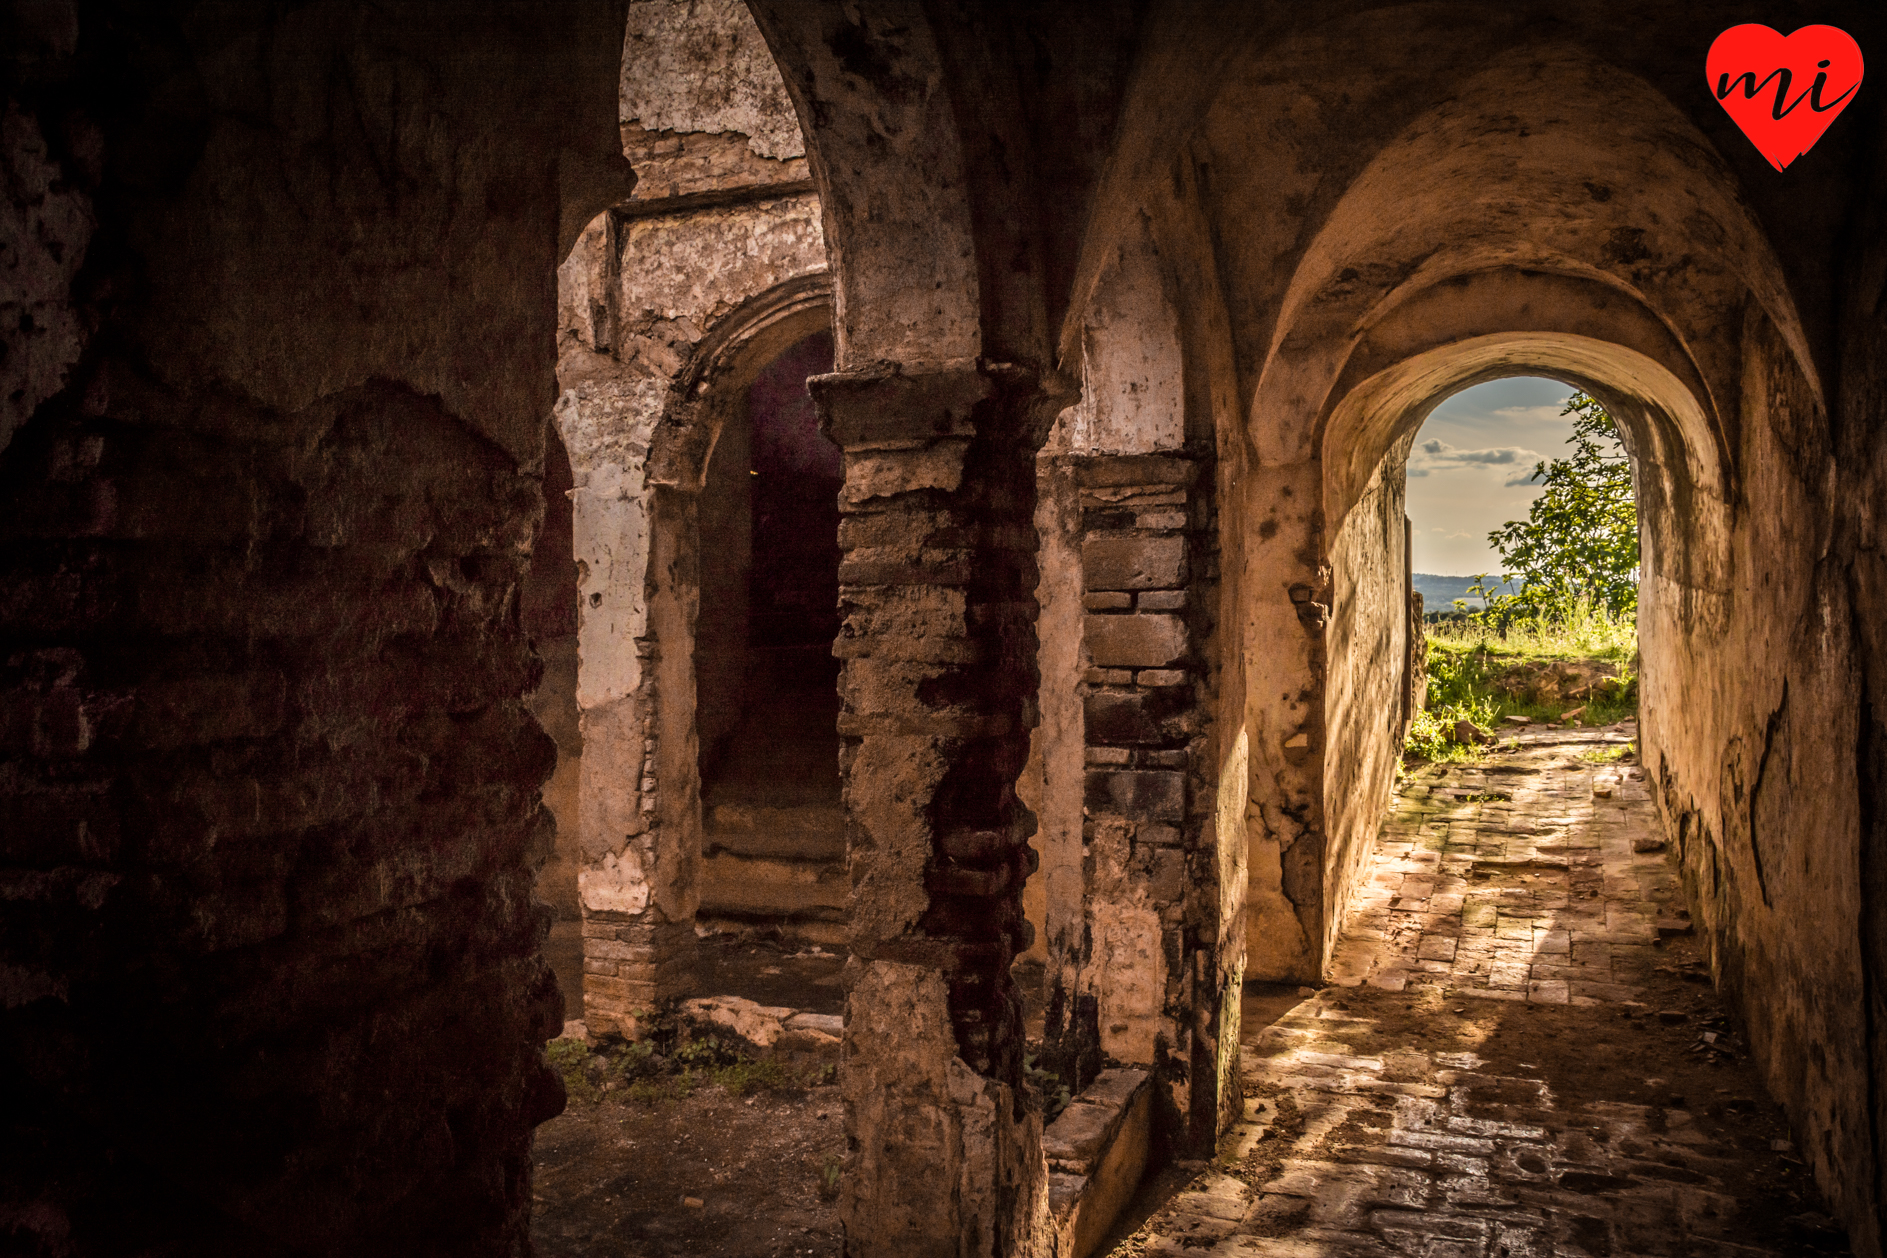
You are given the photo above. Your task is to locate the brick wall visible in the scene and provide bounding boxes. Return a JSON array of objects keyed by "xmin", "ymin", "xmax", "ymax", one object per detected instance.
[{"xmin": 1044, "ymin": 450, "xmax": 1230, "ymax": 1152}]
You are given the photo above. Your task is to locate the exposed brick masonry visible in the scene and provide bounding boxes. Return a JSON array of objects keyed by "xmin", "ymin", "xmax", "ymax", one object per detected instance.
[
  {"xmin": 1064, "ymin": 451, "xmax": 1225, "ymax": 1149},
  {"xmin": 816, "ymin": 365, "xmax": 1048, "ymax": 1084}
]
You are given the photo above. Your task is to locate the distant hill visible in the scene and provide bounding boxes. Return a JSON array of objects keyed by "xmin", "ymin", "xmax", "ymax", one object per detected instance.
[{"xmin": 1413, "ymin": 573, "xmax": 1523, "ymax": 610}]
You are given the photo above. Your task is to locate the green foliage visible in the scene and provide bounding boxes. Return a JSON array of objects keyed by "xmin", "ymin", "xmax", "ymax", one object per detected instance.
[
  {"xmin": 1407, "ymin": 392, "xmax": 1640, "ymax": 767},
  {"xmin": 673, "ymin": 1034, "xmax": 744, "ymax": 1071},
  {"xmin": 1579, "ymin": 743, "xmax": 1635, "ymax": 764},
  {"xmin": 1404, "ymin": 645, "xmax": 1504, "ymax": 762},
  {"xmin": 817, "ymin": 1159, "xmax": 844, "ymax": 1201},
  {"xmin": 1404, "ymin": 691, "xmax": 1500, "ymax": 764},
  {"xmin": 1464, "ymin": 392, "xmax": 1639, "ymax": 626},
  {"xmin": 1023, "ymin": 1052, "xmax": 1072, "ymax": 1121},
  {"xmin": 1433, "ymin": 597, "xmax": 1638, "ymax": 663},
  {"xmin": 712, "ymin": 1057, "xmax": 794, "ymax": 1096},
  {"xmin": 547, "ymin": 1037, "xmax": 597, "ymax": 1104}
]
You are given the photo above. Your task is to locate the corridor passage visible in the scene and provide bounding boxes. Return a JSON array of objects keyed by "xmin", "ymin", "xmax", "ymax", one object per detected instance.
[{"xmin": 1120, "ymin": 724, "xmax": 1851, "ymax": 1258}]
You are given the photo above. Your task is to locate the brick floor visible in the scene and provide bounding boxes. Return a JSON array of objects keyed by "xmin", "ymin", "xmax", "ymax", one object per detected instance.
[
  {"xmin": 1327, "ymin": 723, "xmax": 1675, "ymax": 1006},
  {"xmin": 1110, "ymin": 724, "xmax": 1852, "ymax": 1258}
]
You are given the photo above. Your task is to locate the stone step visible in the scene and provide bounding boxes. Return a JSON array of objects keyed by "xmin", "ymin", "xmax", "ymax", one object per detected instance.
[
  {"xmin": 704, "ymin": 830, "xmax": 846, "ymax": 863},
  {"xmin": 703, "ymin": 803, "xmax": 845, "ymax": 862},
  {"xmin": 699, "ymin": 852, "xmax": 849, "ymax": 919},
  {"xmin": 701, "ymin": 775, "xmax": 840, "ymax": 809},
  {"xmin": 697, "ymin": 858, "xmax": 850, "ymax": 946},
  {"xmin": 695, "ymin": 912, "xmax": 850, "ymax": 949}
]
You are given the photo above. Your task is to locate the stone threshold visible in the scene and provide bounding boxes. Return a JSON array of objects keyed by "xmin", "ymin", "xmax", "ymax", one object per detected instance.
[{"xmin": 1045, "ymin": 1068, "xmax": 1153, "ymax": 1258}]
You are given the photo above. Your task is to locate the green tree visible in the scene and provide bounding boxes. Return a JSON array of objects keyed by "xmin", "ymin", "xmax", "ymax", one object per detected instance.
[{"xmin": 1471, "ymin": 392, "xmax": 1639, "ymax": 623}]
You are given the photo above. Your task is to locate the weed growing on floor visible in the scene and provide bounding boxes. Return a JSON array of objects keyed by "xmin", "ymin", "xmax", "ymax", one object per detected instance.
[
  {"xmin": 1023, "ymin": 1052, "xmax": 1072, "ymax": 1120},
  {"xmin": 546, "ymin": 1027, "xmax": 822, "ymax": 1106},
  {"xmin": 673, "ymin": 1033, "xmax": 745, "ymax": 1071},
  {"xmin": 1579, "ymin": 743, "xmax": 1635, "ymax": 763},
  {"xmin": 816, "ymin": 1159, "xmax": 843, "ymax": 1201},
  {"xmin": 1405, "ymin": 694, "xmax": 1503, "ymax": 764},
  {"xmin": 547, "ymin": 1037, "xmax": 598, "ymax": 1104},
  {"xmin": 713, "ymin": 1057, "xmax": 794, "ymax": 1096}
]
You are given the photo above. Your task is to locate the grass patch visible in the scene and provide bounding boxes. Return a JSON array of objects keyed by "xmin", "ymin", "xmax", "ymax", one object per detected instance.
[
  {"xmin": 1579, "ymin": 743, "xmax": 1635, "ymax": 764},
  {"xmin": 546, "ymin": 1024, "xmax": 822, "ymax": 1107},
  {"xmin": 1429, "ymin": 597, "xmax": 1637, "ymax": 662},
  {"xmin": 1406, "ymin": 603, "xmax": 1639, "ymax": 764},
  {"xmin": 712, "ymin": 1056, "xmax": 795, "ymax": 1097}
]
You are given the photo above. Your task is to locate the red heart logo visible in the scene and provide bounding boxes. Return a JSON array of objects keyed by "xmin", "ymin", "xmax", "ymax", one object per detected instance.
[{"xmin": 1707, "ymin": 25, "xmax": 1864, "ymax": 171}]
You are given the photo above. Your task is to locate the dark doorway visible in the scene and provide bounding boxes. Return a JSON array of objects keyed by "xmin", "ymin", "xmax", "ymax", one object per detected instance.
[{"xmin": 696, "ymin": 331, "xmax": 846, "ymax": 947}]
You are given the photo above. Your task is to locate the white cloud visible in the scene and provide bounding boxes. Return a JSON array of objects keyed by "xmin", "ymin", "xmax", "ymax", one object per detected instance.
[{"xmin": 1407, "ymin": 438, "xmax": 1543, "ymax": 476}]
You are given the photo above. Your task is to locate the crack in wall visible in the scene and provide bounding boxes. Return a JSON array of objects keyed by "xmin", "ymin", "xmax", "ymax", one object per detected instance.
[{"xmin": 1748, "ymin": 680, "xmax": 1790, "ymax": 910}]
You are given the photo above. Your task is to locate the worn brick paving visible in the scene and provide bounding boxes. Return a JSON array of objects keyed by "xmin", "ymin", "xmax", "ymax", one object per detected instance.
[
  {"xmin": 1329, "ymin": 721, "xmax": 1672, "ymax": 1004},
  {"xmin": 1120, "ymin": 724, "xmax": 1851, "ymax": 1258}
]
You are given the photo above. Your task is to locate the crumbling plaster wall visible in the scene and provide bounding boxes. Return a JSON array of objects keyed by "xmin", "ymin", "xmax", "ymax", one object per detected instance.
[
  {"xmin": 1323, "ymin": 432, "xmax": 1413, "ymax": 953},
  {"xmin": 1039, "ymin": 223, "xmax": 1194, "ymax": 1078},
  {"xmin": 1023, "ymin": 200, "xmax": 1248, "ymax": 1157},
  {"xmin": 1640, "ymin": 310, "xmax": 1867, "ymax": 1247},
  {"xmin": 0, "ymin": 0, "xmax": 633, "ymax": 1252},
  {"xmin": 747, "ymin": 3, "xmax": 1120, "ymax": 1247},
  {"xmin": 524, "ymin": 421, "xmax": 584, "ymax": 921},
  {"xmin": 556, "ymin": 197, "xmax": 824, "ymax": 913},
  {"xmin": 1, "ymin": 98, "xmax": 91, "ymax": 456}
]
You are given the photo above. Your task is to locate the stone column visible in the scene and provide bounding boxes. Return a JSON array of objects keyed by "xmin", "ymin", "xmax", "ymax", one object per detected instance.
[
  {"xmin": 810, "ymin": 361, "xmax": 1058, "ymax": 1258},
  {"xmin": 565, "ymin": 398, "xmax": 702, "ymax": 1038}
]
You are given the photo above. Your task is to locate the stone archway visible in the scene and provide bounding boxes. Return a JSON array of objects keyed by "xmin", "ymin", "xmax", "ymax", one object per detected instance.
[
  {"xmin": 557, "ymin": 270, "xmax": 835, "ymax": 1038},
  {"xmin": 1210, "ymin": 46, "xmax": 1820, "ymax": 993},
  {"xmin": 1313, "ymin": 328, "xmax": 1734, "ymax": 957}
]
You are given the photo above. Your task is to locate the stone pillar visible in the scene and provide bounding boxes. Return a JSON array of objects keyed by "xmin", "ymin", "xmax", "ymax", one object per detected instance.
[
  {"xmin": 570, "ymin": 449, "xmax": 701, "ymax": 1037},
  {"xmin": 1056, "ymin": 452, "xmax": 1233, "ymax": 1152},
  {"xmin": 811, "ymin": 361, "xmax": 1058, "ymax": 1258}
]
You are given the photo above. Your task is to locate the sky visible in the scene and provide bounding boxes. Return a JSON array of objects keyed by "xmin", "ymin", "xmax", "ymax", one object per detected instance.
[{"xmin": 1405, "ymin": 376, "xmax": 1581, "ymax": 576}]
